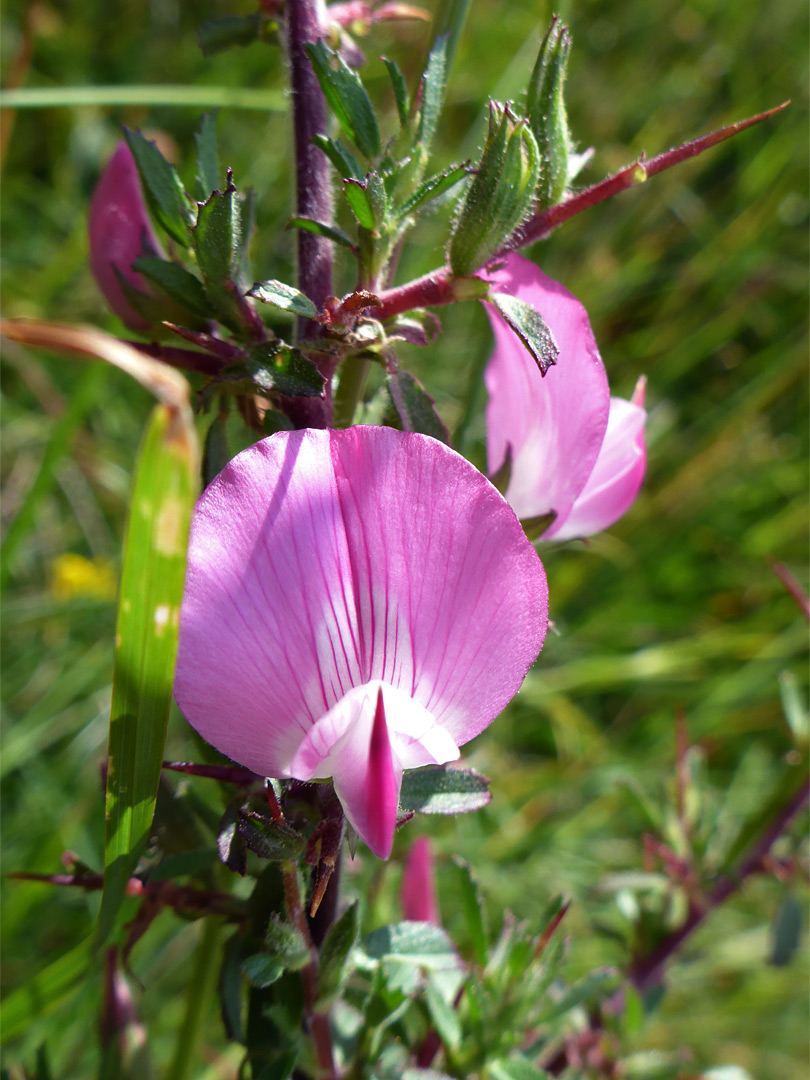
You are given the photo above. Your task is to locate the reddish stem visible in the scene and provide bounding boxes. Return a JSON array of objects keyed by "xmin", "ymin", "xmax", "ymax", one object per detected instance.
[
  {"xmin": 370, "ymin": 103, "xmax": 790, "ymax": 323},
  {"xmin": 770, "ymin": 560, "xmax": 810, "ymax": 624}
]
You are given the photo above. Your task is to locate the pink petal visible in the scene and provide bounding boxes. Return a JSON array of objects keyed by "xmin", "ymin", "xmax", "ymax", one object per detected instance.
[
  {"xmin": 553, "ymin": 378, "xmax": 647, "ymax": 541},
  {"xmin": 401, "ymin": 836, "xmax": 440, "ymax": 925},
  {"xmin": 88, "ymin": 142, "xmax": 165, "ymax": 332},
  {"xmin": 175, "ymin": 428, "xmax": 547, "ymax": 855},
  {"xmin": 484, "ymin": 253, "xmax": 610, "ymax": 536}
]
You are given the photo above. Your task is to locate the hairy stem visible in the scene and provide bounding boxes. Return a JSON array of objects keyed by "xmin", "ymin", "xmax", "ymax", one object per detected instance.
[
  {"xmin": 366, "ymin": 103, "xmax": 789, "ymax": 324},
  {"xmin": 282, "ymin": 862, "xmax": 337, "ymax": 1078}
]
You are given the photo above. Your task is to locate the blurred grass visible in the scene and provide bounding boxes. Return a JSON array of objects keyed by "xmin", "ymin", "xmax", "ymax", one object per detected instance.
[{"xmin": 1, "ymin": 0, "xmax": 807, "ymax": 1076}]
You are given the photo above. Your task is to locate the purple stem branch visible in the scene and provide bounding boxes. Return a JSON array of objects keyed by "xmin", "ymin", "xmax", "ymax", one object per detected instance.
[{"xmin": 629, "ymin": 772, "xmax": 809, "ymax": 993}]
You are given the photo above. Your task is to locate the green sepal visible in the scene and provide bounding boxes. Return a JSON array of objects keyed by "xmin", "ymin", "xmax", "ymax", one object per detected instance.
[
  {"xmin": 448, "ymin": 103, "xmax": 540, "ymax": 276},
  {"xmin": 490, "ymin": 290, "xmax": 559, "ymax": 374},
  {"xmin": 305, "ymin": 40, "xmax": 380, "ymax": 159},
  {"xmin": 237, "ymin": 810, "xmax": 306, "ymax": 862},
  {"xmin": 123, "ymin": 127, "xmax": 193, "ymax": 247},
  {"xmin": 526, "ymin": 16, "xmax": 572, "ymax": 209}
]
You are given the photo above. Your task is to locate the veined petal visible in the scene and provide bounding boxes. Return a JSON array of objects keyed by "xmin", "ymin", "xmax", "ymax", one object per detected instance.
[
  {"xmin": 553, "ymin": 379, "xmax": 647, "ymax": 541},
  {"xmin": 484, "ymin": 253, "xmax": 610, "ymax": 532},
  {"xmin": 88, "ymin": 142, "xmax": 165, "ymax": 332},
  {"xmin": 175, "ymin": 427, "xmax": 547, "ymax": 850}
]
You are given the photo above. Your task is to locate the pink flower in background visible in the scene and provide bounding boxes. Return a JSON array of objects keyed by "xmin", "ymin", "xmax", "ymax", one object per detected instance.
[
  {"xmin": 88, "ymin": 141, "xmax": 165, "ymax": 332},
  {"xmin": 485, "ymin": 253, "xmax": 647, "ymax": 541},
  {"xmin": 174, "ymin": 427, "xmax": 547, "ymax": 860},
  {"xmin": 401, "ymin": 836, "xmax": 440, "ymax": 924}
]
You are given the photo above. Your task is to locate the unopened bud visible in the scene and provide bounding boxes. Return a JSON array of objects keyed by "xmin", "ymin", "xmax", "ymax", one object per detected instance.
[
  {"xmin": 88, "ymin": 142, "xmax": 166, "ymax": 332},
  {"xmin": 401, "ymin": 836, "xmax": 440, "ymax": 925},
  {"xmin": 449, "ymin": 102, "xmax": 540, "ymax": 276},
  {"xmin": 526, "ymin": 16, "xmax": 572, "ymax": 209}
]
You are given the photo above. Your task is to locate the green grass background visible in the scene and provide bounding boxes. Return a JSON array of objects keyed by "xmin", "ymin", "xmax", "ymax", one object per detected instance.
[{"xmin": 1, "ymin": 0, "xmax": 807, "ymax": 1076}]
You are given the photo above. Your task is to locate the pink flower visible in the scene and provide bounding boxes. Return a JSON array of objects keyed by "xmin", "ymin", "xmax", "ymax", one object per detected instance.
[
  {"xmin": 88, "ymin": 142, "xmax": 165, "ymax": 332},
  {"xmin": 174, "ymin": 427, "xmax": 547, "ymax": 859},
  {"xmin": 485, "ymin": 253, "xmax": 647, "ymax": 541},
  {"xmin": 401, "ymin": 836, "xmax": 440, "ymax": 924}
]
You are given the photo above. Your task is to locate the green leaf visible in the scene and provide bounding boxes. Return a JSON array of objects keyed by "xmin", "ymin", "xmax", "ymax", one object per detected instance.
[
  {"xmin": 402, "ymin": 1071, "xmax": 456, "ymax": 1080},
  {"xmin": 317, "ymin": 900, "xmax": 360, "ymax": 1007},
  {"xmin": 542, "ymin": 969, "xmax": 617, "ymax": 1021},
  {"xmin": 236, "ymin": 187, "xmax": 256, "ymax": 287},
  {"xmin": 396, "ymin": 161, "xmax": 469, "ymax": 219},
  {"xmin": 197, "ymin": 14, "xmax": 265, "ymax": 56},
  {"xmin": 486, "ymin": 1057, "xmax": 551, "ymax": 1080},
  {"xmin": 452, "ymin": 858, "xmax": 488, "ymax": 965},
  {"xmin": 244, "ymin": 341, "xmax": 326, "ymax": 398},
  {"xmin": 305, "ymin": 41, "xmax": 380, "ymax": 159},
  {"xmin": 425, "ymin": 980, "xmax": 462, "ymax": 1050},
  {"xmin": 123, "ymin": 127, "xmax": 192, "ymax": 246},
  {"xmin": 194, "ymin": 111, "xmax": 221, "ymax": 198},
  {"xmin": 133, "ymin": 256, "xmax": 211, "ymax": 317},
  {"xmin": 192, "ymin": 181, "xmax": 246, "ymax": 333},
  {"xmin": 343, "ymin": 178, "xmax": 377, "ymax": 230},
  {"xmin": 400, "ymin": 765, "xmax": 491, "ymax": 814},
  {"xmin": 287, "ymin": 215, "xmax": 356, "ymax": 250},
  {"xmin": 248, "ymin": 279, "xmax": 318, "ymax": 318},
  {"xmin": 382, "ymin": 57, "xmax": 410, "ymax": 128},
  {"xmin": 769, "ymin": 893, "xmax": 802, "ymax": 967},
  {"xmin": 358, "ymin": 922, "xmax": 461, "ymax": 973},
  {"xmin": 490, "ymin": 291, "xmax": 559, "ymax": 375},
  {"xmin": 242, "ymin": 952, "xmax": 285, "ymax": 989},
  {"xmin": 96, "ymin": 399, "xmax": 199, "ymax": 946},
  {"xmin": 417, "ymin": 34, "xmax": 450, "ymax": 153},
  {"xmin": 312, "ymin": 133, "xmax": 364, "ymax": 182},
  {"xmin": 237, "ymin": 811, "xmax": 306, "ymax": 861},
  {"xmin": 386, "ymin": 371, "xmax": 449, "ymax": 443}
]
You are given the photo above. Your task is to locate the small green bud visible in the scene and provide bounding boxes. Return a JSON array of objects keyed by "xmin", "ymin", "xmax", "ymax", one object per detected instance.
[
  {"xmin": 526, "ymin": 16, "xmax": 572, "ymax": 209},
  {"xmin": 449, "ymin": 102, "xmax": 540, "ymax": 276}
]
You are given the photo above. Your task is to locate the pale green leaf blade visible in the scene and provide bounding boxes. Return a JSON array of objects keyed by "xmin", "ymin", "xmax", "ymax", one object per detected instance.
[{"xmin": 96, "ymin": 400, "xmax": 199, "ymax": 947}]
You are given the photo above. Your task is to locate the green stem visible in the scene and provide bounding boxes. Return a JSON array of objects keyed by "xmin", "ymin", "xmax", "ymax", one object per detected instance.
[
  {"xmin": 333, "ymin": 355, "xmax": 371, "ymax": 428},
  {"xmin": 166, "ymin": 917, "xmax": 223, "ymax": 1080}
]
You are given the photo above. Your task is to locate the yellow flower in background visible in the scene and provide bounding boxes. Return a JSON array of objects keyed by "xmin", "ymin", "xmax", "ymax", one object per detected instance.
[{"xmin": 50, "ymin": 553, "xmax": 117, "ymax": 602}]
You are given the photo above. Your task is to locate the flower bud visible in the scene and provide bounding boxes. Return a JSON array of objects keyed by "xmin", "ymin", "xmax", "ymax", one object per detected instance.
[
  {"xmin": 88, "ymin": 142, "xmax": 166, "ymax": 332},
  {"xmin": 401, "ymin": 836, "xmax": 440, "ymax": 924},
  {"xmin": 526, "ymin": 16, "xmax": 572, "ymax": 210},
  {"xmin": 449, "ymin": 102, "xmax": 540, "ymax": 276}
]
